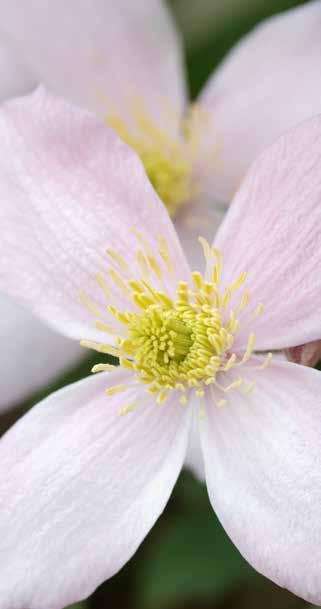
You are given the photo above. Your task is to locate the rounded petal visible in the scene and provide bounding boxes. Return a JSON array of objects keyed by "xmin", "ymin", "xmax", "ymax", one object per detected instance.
[
  {"xmin": 200, "ymin": 358, "xmax": 321, "ymax": 604},
  {"xmin": 0, "ymin": 369, "xmax": 191, "ymax": 609},
  {"xmin": 0, "ymin": 88, "xmax": 189, "ymax": 341},
  {"xmin": 0, "ymin": 0, "xmax": 186, "ymax": 130},
  {"xmin": 0, "ymin": 294, "xmax": 84, "ymax": 411},
  {"xmin": 0, "ymin": 29, "xmax": 36, "ymax": 101},
  {"xmin": 214, "ymin": 114, "xmax": 321, "ymax": 351},
  {"xmin": 195, "ymin": 1, "xmax": 321, "ymax": 203}
]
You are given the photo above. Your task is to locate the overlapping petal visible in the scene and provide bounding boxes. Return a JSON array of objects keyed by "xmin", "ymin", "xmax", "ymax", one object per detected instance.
[
  {"xmin": 0, "ymin": 294, "xmax": 84, "ymax": 411},
  {"xmin": 200, "ymin": 357, "xmax": 321, "ymax": 603},
  {"xmin": 0, "ymin": 367, "xmax": 191, "ymax": 609},
  {"xmin": 213, "ymin": 114, "xmax": 321, "ymax": 351},
  {"xmin": 196, "ymin": 0, "xmax": 321, "ymax": 203},
  {"xmin": 0, "ymin": 88, "xmax": 189, "ymax": 342},
  {"xmin": 184, "ymin": 399, "xmax": 205, "ymax": 480},
  {"xmin": 0, "ymin": 28, "xmax": 35, "ymax": 101},
  {"xmin": 174, "ymin": 200, "xmax": 224, "ymax": 270},
  {"xmin": 0, "ymin": 0, "xmax": 186, "ymax": 131}
]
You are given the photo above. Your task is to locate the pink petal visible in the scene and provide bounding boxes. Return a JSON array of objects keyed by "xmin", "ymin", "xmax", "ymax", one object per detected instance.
[
  {"xmin": 0, "ymin": 294, "xmax": 84, "ymax": 411},
  {"xmin": 200, "ymin": 357, "xmax": 321, "ymax": 604},
  {"xmin": 175, "ymin": 200, "xmax": 224, "ymax": 270},
  {"xmin": 0, "ymin": 31, "xmax": 35, "ymax": 101},
  {"xmin": 0, "ymin": 0, "xmax": 186, "ymax": 131},
  {"xmin": 0, "ymin": 88, "xmax": 189, "ymax": 341},
  {"xmin": 285, "ymin": 339, "xmax": 321, "ymax": 368},
  {"xmin": 184, "ymin": 405, "xmax": 205, "ymax": 480},
  {"xmin": 0, "ymin": 368, "xmax": 191, "ymax": 608},
  {"xmin": 196, "ymin": 1, "xmax": 321, "ymax": 203},
  {"xmin": 213, "ymin": 114, "xmax": 321, "ymax": 351}
]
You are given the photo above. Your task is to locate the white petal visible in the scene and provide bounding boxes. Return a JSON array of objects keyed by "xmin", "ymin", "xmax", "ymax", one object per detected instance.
[
  {"xmin": 0, "ymin": 0, "xmax": 186, "ymax": 130},
  {"xmin": 0, "ymin": 293, "xmax": 84, "ymax": 411},
  {"xmin": 0, "ymin": 369, "xmax": 191, "ymax": 608},
  {"xmin": 174, "ymin": 200, "xmax": 224, "ymax": 270},
  {"xmin": 213, "ymin": 114, "xmax": 321, "ymax": 351},
  {"xmin": 200, "ymin": 358, "xmax": 321, "ymax": 603},
  {"xmin": 0, "ymin": 28, "xmax": 35, "ymax": 101},
  {"xmin": 184, "ymin": 402, "xmax": 205, "ymax": 480},
  {"xmin": 0, "ymin": 88, "xmax": 189, "ymax": 342},
  {"xmin": 195, "ymin": 1, "xmax": 321, "ymax": 202}
]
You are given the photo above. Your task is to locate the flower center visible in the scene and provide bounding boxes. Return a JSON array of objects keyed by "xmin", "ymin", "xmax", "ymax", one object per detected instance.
[
  {"xmin": 106, "ymin": 108, "xmax": 193, "ymax": 216},
  {"xmin": 116, "ymin": 283, "xmax": 234, "ymax": 403},
  {"xmin": 80, "ymin": 235, "xmax": 272, "ymax": 409}
]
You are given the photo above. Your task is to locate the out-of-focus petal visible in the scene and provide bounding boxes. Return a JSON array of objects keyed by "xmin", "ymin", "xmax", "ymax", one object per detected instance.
[
  {"xmin": 285, "ymin": 340, "xmax": 321, "ymax": 368},
  {"xmin": 213, "ymin": 114, "xmax": 321, "ymax": 351},
  {"xmin": 201, "ymin": 357, "xmax": 321, "ymax": 604},
  {"xmin": 195, "ymin": 1, "xmax": 321, "ymax": 202},
  {"xmin": 0, "ymin": 28, "xmax": 35, "ymax": 101},
  {"xmin": 0, "ymin": 294, "xmax": 84, "ymax": 411},
  {"xmin": 0, "ymin": 368, "xmax": 191, "ymax": 609},
  {"xmin": 175, "ymin": 199, "xmax": 224, "ymax": 270},
  {"xmin": 184, "ymin": 402, "xmax": 205, "ymax": 481},
  {"xmin": 0, "ymin": 88, "xmax": 189, "ymax": 342},
  {"xmin": 0, "ymin": 0, "xmax": 186, "ymax": 131}
]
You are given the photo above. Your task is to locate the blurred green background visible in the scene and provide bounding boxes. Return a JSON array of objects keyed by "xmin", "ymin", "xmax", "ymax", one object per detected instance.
[{"xmin": 2, "ymin": 1, "xmax": 317, "ymax": 608}]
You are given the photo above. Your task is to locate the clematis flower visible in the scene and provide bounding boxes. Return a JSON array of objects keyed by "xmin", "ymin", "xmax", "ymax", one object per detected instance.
[
  {"xmin": 1, "ymin": 0, "xmax": 321, "ymax": 374},
  {"xmin": 0, "ymin": 0, "xmax": 321, "ymax": 262},
  {"xmin": 1, "ymin": 89, "xmax": 321, "ymax": 608}
]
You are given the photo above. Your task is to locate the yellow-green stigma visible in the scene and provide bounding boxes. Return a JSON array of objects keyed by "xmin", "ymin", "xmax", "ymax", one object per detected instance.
[
  {"xmin": 80, "ymin": 235, "xmax": 272, "ymax": 409},
  {"xmin": 117, "ymin": 282, "xmax": 234, "ymax": 403},
  {"xmin": 107, "ymin": 110, "xmax": 193, "ymax": 217}
]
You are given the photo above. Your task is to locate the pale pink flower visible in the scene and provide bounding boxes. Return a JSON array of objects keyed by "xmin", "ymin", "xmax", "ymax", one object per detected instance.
[
  {"xmin": 0, "ymin": 89, "xmax": 321, "ymax": 608},
  {"xmin": 0, "ymin": 0, "xmax": 320, "ymax": 395},
  {"xmin": 0, "ymin": 0, "xmax": 320, "ymax": 261}
]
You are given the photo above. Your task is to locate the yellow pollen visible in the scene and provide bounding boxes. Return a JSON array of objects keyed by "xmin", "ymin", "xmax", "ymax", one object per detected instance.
[
  {"xmin": 106, "ymin": 108, "xmax": 194, "ymax": 217},
  {"xmin": 80, "ymin": 236, "xmax": 272, "ymax": 409}
]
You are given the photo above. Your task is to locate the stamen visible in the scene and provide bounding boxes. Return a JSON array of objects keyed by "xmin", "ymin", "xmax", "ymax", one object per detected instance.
[
  {"xmin": 230, "ymin": 272, "xmax": 247, "ymax": 293},
  {"xmin": 95, "ymin": 320, "xmax": 117, "ymax": 334},
  {"xmin": 119, "ymin": 403, "xmax": 137, "ymax": 415},
  {"xmin": 240, "ymin": 332, "xmax": 256, "ymax": 364},
  {"xmin": 256, "ymin": 352, "xmax": 273, "ymax": 369},
  {"xmin": 106, "ymin": 248, "xmax": 129, "ymax": 273},
  {"xmin": 158, "ymin": 236, "xmax": 174, "ymax": 275},
  {"xmin": 137, "ymin": 250, "xmax": 150, "ymax": 278},
  {"xmin": 109, "ymin": 269, "xmax": 131, "ymax": 299},
  {"xmin": 216, "ymin": 398, "xmax": 227, "ymax": 408},
  {"xmin": 239, "ymin": 291, "xmax": 250, "ymax": 311},
  {"xmin": 107, "ymin": 110, "xmax": 193, "ymax": 216},
  {"xmin": 215, "ymin": 378, "xmax": 243, "ymax": 393},
  {"xmin": 92, "ymin": 363, "xmax": 117, "ymax": 373},
  {"xmin": 243, "ymin": 381, "xmax": 256, "ymax": 394},
  {"xmin": 255, "ymin": 303, "xmax": 264, "ymax": 316},
  {"xmin": 96, "ymin": 272, "xmax": 113, "ymax": 300},
  {"xmin": 106, "ymin": 384, "xmax": 127, "ymax": 396},
  {"xmin": 198, "ymin": 237, "xmax": 212, "ymax": 272},
  {"xmin": 79, "ymin": 290, "xmax": 105, "ymax": 318},
  {"xmin": 80, "ymin": 235, "xmax": 270, "ymax": 407},
  {"xmin": 80, "ymin": 340, "xmax": 120, "ymax": 358}
]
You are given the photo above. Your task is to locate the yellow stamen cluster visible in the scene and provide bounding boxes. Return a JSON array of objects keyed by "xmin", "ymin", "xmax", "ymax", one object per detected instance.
[
  {"xmin": 115, "ymin": 279, "xmax": 235, "ymax": 404},
  {"xmin": 107, "ymin": 111, "xmax": 192, "ymax": 217},
  {"xmin": 81, "ymin": 234, "xmax": 272, "ymax": 409},
  {"xmin": 106, "ymin": 99, "xmax": 223, "ymax": 218}
]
